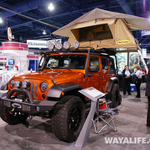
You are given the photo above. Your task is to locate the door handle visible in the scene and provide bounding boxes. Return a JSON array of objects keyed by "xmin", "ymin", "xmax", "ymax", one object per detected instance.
[
  {"xmin": 98, "ymin": 75, "xmax": 102, "ymax": 77},
  {"xmin": 107, "ymin": 74, "xmax": 110, "ymax": 76}
]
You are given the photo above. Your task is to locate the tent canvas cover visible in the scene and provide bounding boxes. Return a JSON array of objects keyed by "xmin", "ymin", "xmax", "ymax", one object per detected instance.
[{"xmin": 53, "ymin": 8, "xmax": 150, "ymax": 52}]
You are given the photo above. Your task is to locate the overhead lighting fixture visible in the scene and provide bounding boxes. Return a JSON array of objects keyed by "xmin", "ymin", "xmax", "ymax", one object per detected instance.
[
  {"xmin": 0, "ymin": 17, "xmax": 3, "ymax": 23},
  {"xmin": 43, "ymin": 30, "xmax": 46, "ymax": 35},
  {"xmin": 48, "ymin": 3, "xmax": 54, "ymax": 11}
]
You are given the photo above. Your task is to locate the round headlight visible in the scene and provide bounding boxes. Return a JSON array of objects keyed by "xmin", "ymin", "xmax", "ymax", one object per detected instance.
[
  {"xmin": 72, "ymin": 40, "xmax": 80, "ymax": 49},
  {"xmin": 10, "ymin": 80, "xmax": 15, "ymax": 88},
  {"xmin": 55, "ymin": 42, "xmax": 62, "ymax": 50},
  {"xmin": 63, "ymin": 41, "xmax": 70, "ymax": 49},
  {"xmin": 15, "ymin": 81, "xmax": 20, "ymax": 88},
  {"xmin": 48, "ymin": 42, "xmax": 54, "ymax": 51},
  {"xmin": 40, "ymin": 82, "xmax": 48, "ymax": 92}
]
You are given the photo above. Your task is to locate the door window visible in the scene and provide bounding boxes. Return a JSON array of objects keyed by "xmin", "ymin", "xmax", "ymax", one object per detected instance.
[
  {"xmin": 109, "ymin": 58, "xmax": 115, "ymax": 74},
  {"xmin": 89, "ymin": 56, "xmax": 99, "ymax": 71},
  {"xmin": 101, "ymin": 58, "xmax": 108, "ymax": 71}
]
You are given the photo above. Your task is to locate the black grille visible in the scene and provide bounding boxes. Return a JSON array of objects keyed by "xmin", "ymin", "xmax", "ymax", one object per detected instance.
[{"xmin": 16, "ymin": 82, "xmax": 38, "ymax": 98}]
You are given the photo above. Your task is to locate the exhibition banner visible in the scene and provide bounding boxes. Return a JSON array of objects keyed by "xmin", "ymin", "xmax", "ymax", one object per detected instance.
[{"xmin": 27, "ymin": 39, "xmax": 61, "ymax": 48}]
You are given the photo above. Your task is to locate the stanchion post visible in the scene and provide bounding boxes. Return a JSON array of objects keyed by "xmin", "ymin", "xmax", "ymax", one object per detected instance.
[{"xmin": 74, "ymin": 99, "xmax": 97, "ymax": 149}]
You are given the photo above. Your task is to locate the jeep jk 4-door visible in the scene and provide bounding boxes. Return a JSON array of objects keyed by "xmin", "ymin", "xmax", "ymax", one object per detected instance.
[{"xmin": 0, "ymin": 47, "xmax": 121, "ymax": 142}]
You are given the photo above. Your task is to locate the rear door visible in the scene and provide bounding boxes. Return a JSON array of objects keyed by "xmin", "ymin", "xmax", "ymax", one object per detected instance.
[{"xmin": 109, "ymin": 57, "xmax": 116, "ymax": 77}]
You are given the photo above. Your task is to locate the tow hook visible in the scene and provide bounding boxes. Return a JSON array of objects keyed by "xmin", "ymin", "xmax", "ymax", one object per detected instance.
[
  {"xmin": 29, "ymin": 115, "xmax": 33, "ymax": 120},
  {"xmin": 9, "ymin": 107, "xmax": 16, "ymax": 115}
]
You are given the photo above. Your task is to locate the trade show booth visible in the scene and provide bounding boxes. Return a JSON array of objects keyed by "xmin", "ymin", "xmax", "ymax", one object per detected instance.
[{"xmin": 0, "ymin": 41, "xmax": 39, "ymax": 89}]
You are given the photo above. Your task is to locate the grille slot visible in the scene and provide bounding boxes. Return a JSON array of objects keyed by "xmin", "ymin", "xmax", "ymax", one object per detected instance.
[
  {"xmin": 34, "ymin": 83, "xmax": 38, "ymax": 97},
  {"xmin": 31, "ymin": 82, "xmax": 34, "ymax": 96}
]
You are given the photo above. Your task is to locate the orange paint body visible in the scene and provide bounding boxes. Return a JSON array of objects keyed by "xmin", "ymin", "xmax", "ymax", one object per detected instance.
[{"xmin": 8, "ymin": 52, "xmax": 115, "ymax": 101}]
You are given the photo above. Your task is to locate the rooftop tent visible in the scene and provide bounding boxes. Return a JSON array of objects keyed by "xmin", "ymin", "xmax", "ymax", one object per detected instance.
[
  {"xmin": 53, "ymin": 8, "xmax": 150, "ymax": 52},
  {"xmin": 68, "ymin": 18, "xmax": 138, "ymax": 50}
]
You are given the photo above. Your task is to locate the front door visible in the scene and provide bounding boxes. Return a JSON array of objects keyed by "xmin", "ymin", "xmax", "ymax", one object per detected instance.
[{"xmin": 85, "ymin": 55, "xmax": 103, "ymax": 91}]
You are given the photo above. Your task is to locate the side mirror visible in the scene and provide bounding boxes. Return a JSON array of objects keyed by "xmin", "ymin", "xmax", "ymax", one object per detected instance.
[{"xmin": 89, "ymin": 65, "xmax": 99, "ymax": 72}]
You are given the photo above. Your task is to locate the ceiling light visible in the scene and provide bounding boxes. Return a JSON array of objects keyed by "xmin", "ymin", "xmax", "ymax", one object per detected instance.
[
  {"xmin": 43, "ymin": 30, "xmax": 46, "ymax": 35},
  {"xmin": 0, "ymin": 17, "xmax": 3, "ymax": 23},
  {"xmin": 48, "ymin": 3, "xmax": 54, "ymax": 11}
]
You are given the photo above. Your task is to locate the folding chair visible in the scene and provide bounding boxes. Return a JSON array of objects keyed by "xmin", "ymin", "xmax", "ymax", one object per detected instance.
[{"xmin": 92, "ymin": 99, "xmax": 121, "ymax": 134}]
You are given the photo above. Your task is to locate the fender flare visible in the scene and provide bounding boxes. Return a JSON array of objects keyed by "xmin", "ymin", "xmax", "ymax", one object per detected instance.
[
  {"xmin": 47, "ymin": 82, "xmax": 83, "ymax": 98},
  {"xmin": 107, "ymin": 77, "xmax": 119, "ymax": 93}
]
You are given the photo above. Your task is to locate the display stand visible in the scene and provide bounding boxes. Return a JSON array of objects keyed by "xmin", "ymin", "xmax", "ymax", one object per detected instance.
[{"xmin": 74, "ymin": 87, "xmax": 105, "ymax": 149}]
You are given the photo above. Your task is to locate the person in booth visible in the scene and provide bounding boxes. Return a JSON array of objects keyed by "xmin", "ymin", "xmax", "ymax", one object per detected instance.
[
  {"xmin": 146, "ymin": 68, "xmax": 150, "ymax": 127},
  {"xmin": 135, "ymin": 65, "xmax": 143, "ymax": 98},
  {"xmin": 122, "ymin": 65, "xmax": 131, "ymax": 96}
]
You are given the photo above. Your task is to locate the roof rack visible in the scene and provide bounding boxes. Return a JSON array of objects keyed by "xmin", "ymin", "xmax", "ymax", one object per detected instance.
[{"xmin": 41, "ymin": 47, "xmax": 116, "ymax": 56}]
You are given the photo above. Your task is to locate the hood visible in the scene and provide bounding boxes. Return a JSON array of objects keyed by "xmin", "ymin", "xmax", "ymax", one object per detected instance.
[{"xmin": 14, "ymin": 70, "xmax": 84, "ymax": 83}]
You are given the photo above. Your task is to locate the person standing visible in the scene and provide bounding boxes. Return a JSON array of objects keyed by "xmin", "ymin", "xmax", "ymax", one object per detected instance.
[
  {"xmin": 146, "ymin": 69, "xmax": 150, "ymax": 126},
  {"xmin": 135, "ymin": 65, "xmax": 143, "ymax": 98},
  {"xmin": 122, "ymin": 65, "xmax": 131, "ymax": 95}
]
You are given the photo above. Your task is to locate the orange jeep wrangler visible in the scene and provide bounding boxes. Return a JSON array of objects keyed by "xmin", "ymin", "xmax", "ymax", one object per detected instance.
[{"xmin": 0, "ymin": 47, "xmax": 121, "ymax": 142}]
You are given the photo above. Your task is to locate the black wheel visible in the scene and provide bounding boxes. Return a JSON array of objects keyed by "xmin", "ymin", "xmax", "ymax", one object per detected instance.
[
  {"xmin": 0, "ymin": 105, "xmax": 28, "ymax": 125},
  {"xmin": 51, "ymin": 95, "xmax": 85, "ymax": 142},
  {"xmin": 109, "ymin": 84, "xmax": 121, "ymax": 108}
]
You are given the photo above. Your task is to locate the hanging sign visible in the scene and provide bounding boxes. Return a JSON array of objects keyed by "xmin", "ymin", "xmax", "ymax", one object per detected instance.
[
  {"xmin": 7, "ymin": 27, "xmax": 12, "ymax": 41},
  {"xmin": 141, "ymin": 30, "xmax": 150, "ymax": 37}
]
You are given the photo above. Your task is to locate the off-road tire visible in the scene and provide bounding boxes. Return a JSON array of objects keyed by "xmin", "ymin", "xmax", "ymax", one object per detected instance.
[
  {"xmin": 0, "ymin": 105, "xmax": 28, "ymax": 125},
  {"xmin": 109, "ymin": 84, "xmax": 120, "ymax": 108},
  {"xmin": 51, "ymin": 95, "xmax": 85, "ymax": 142}
]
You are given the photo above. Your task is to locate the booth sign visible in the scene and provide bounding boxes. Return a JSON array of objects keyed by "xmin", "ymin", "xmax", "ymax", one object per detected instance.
[{"xmin": 7, "ymin": 27, "xmax": 12, "ymax": 41}]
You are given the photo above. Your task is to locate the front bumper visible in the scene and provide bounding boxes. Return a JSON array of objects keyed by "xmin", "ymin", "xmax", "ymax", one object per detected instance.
[{"xmin": 0, "ymin": 88, "xmax": 57, "ymax": 114}]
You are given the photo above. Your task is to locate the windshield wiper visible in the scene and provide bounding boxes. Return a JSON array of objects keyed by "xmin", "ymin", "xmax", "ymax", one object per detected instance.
[
  {"xmin": 45, "ymin": 66, "xmax": 54, "ymax": 71},
  {"xmin": 65, "ymin": 67, "xmax": 73, "ymax": 72}
]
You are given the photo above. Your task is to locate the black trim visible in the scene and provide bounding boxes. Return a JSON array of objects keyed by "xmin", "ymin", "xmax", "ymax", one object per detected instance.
[
  {"xmin": 7, "ymin": 88, "xmax": 33, "ymax": 104},
  {"xmin": 107, "ymin": 77, "xmax": 119, "ymax": 93},
  {"xmin": 0, "ymin": 98, "xmax": 57, "ymax": 114},
  {"xmin": 37, "ymin": 55, "xmax": 47, "ymax": 71},
  {"xmin": 0, "ymin": 89, "xmax": 57, "ymax": 114},
  {"xmin": 41, "ymin": 48, "xmax": 116, "ymax": 56},
  {"xmin": 85, "ymin": 49, "xmax": 90, "ymax": 77},
  {"xmin": 47, "ymin": 82, "xmax": 83, "ymax": 98}
]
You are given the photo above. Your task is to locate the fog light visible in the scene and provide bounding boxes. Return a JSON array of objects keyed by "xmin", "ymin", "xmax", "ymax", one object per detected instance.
[
  {"xmin": 72, "ymin": 40, "xmax": 80, "ymax": 49},
  {"xmin": 22, "ymin": 81, "xmax": 27, "ymax": 88},
  {"xmin": 55, "ymin": 42, "xmax": 62, "ymax": 50},
  {"xmin": 16, "ymin": 81, "xmax": 20, "ymax": 88},
  {"xmin": 36, "ymin": 106, "xmax": 40, "ymax": 112},
  {"xmin": 10, "ymin": 80, "xmax": 15, "ymax": 88},
  {"xmin": 42, "ymin": 94, "xmax": 46, "ymax": 99},
  {"xmin": 48, "ymin": 42, "xmax": 54, "ymax": 51},
  {"xmin": 63, "ymin": 41, "xmax": 70, "ymax": 49}
]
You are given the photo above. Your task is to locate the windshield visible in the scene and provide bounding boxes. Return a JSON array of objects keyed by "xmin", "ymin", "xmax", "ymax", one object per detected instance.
[{"xmin": 43, "ymin": 54, "xmax": 87, "ymax": 70}]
